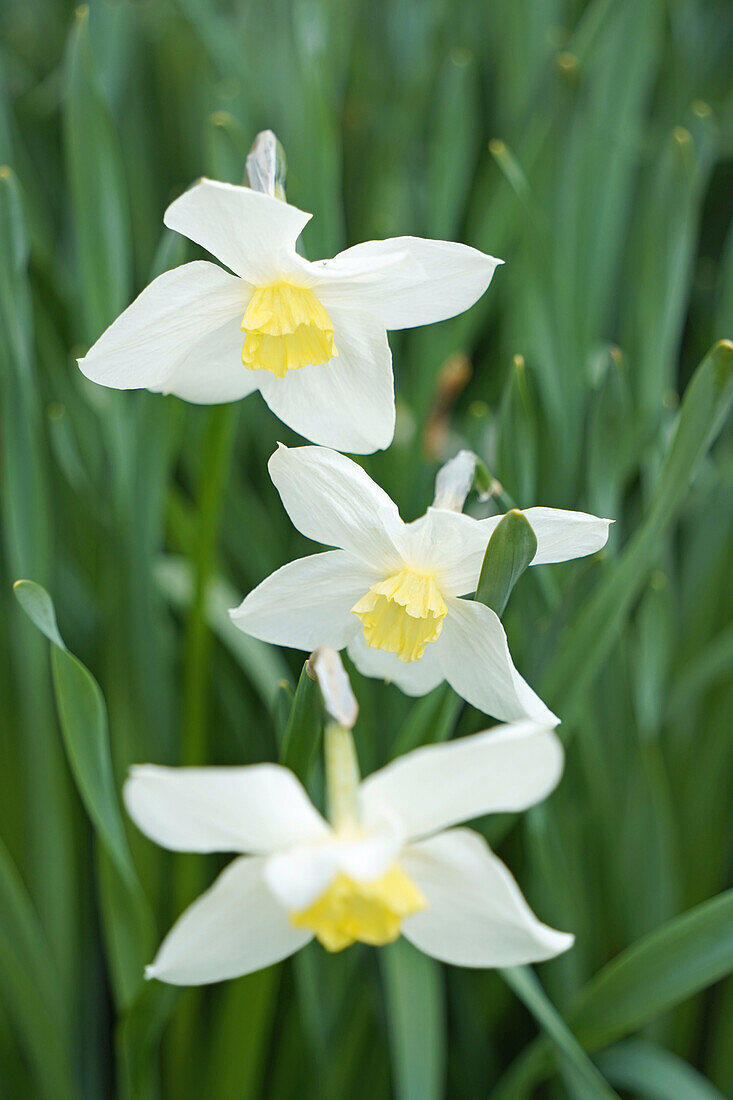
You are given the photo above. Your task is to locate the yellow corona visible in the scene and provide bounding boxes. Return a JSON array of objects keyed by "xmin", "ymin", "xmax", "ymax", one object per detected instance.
[
  {"xmin": 241, "ymin": 283, "xmax": 337, "ymax": 378},
  {"xmin": 351, "ymin": 569, "xmax": 447, "ymax": 662},
  {"xmin": 290, "ymin": 865, "xmax": 426, "ymax": 951}
]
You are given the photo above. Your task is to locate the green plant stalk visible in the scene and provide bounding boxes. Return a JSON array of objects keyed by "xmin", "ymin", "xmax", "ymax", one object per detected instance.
[{"xmin": 167, "ymin": 402, "xmax": 237, "ymax": 1098}]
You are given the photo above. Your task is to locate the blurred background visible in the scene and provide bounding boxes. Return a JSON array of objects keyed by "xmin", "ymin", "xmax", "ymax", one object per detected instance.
[{"xmin": 1, "ymin": 0, "xmax": 732, "ymax": 1096}]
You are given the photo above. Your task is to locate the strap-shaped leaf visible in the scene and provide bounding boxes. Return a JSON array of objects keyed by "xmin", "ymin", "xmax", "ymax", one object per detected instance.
[
  {"xmin": 14, "ymin": 579, "xmax": 153, "ymax": 1008},
  {"xmin": 381, "ymin": 939, "xmax": 446, "ymax": 1100}
]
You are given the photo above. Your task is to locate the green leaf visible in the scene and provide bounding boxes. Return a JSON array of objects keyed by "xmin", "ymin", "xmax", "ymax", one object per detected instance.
[
  {"xmin": 389, "ymin": 684, "xmax": 461, "ymax": 759},
  {"xmin": 13, "ymin": 579, "xmax": 153, "ymax": 1007},
  {"xmin": 569, "ymin": 888, "xmax": 733, "ymax": 1051},
  {"xmin": 495, "ymin": 890, "xmax": 733, "ymax": 1097},
  {"xmin": 117, "ymin": 981, "xmax": 179, "ymax": 1100},
  {"xmin": 475, "ymin": 509, "xmax": 538, "ymax": 617},
  {"xmin": 496, "ymin": 355, "xmax": 538, "ymax": 505},
  {"xmin": 542, "ymin": 340, "xmax": 733, "ymax": 711},
  {"xmin": 63, "ymin": 4, "xmax": 132, "ymax": 340},
  {"xmin": 381, "ymin": 939, "xmax": 445, "ymax": 1100},
  {"xmin": 280, "ymin": 662, "xmax": 323, "ymax": 784},
  {"xmin": 205, "ymin": 967, "xmax": 281, "ymax": 1100},
  {"xmin": 0, "ymin": 837, "xmax": 78, "ymax": 1100},
  {"xmin": 596, "ymin": 1039, "xmax": 725, "ymax": 1100},
  {"xmin": 501, "ymin": 967, "xmax": 618, "ymax": 1098}
]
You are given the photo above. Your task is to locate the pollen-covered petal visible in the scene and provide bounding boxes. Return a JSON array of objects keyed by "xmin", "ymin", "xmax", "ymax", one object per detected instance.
[
  {"xmin": 320, "ymin": 237, "xmax": 502, "ymax": 330},
  {"xmin": 346, "ymin": 631, "xmax": 445, "ymax": 696},
  {"xmin": 146, "ymin": 856, "xmax": 310, "ymax": 985},
  {"xmin": 257, "ymin": 307, "xmax": 395, "ymax": 454},
  {"xmin": 149, "ymin": 315, "xmax": 262, "ymax": 403},
  {"xmin": 267, "ymin": 444, "xmax": 404, "ymax": 568},
  {"xmin": 124, "ymin": 764, "xmax": 328, "ymax": 854},
  {"xmin": 439, "ymin": 598, "xmax": 558, "ymax": 725},
  {"xmin": 401, "ymin": 829, "xmax": 574, "ymax": 968},
  {"xmin": 164, "ymin": 179, "xmax": 311, "ymax": 282},
  {"xmin": 360, "ymin": 722, "xmax": 564, "ymax": 841},
  {"xmin": 77, "ymin": 261, "xmax": 247, "ymax": 392},
  {"xmin": 230, "ymin": 550, "xmax": 377, "ymax": 651}
]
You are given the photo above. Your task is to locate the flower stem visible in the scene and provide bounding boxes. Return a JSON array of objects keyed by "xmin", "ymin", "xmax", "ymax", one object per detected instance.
[
  {"xmin": 324, "ymin": 722, "xmax": 361, "ymax": 831},
  {"xmin": 179, "ymin": 404, "xmax": 238, "ymax": 769}
]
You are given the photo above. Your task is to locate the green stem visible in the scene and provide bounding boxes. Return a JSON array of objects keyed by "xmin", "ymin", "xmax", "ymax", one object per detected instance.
[
  {"xmin": 168, "ymin": 404, "xmax": 237, "ymax": 1099},
  {"xmin": 324, "ymin": 723, "xmax": 360, "ymax": 831},
  {"xmin": 180, "ymin": 404, "xmax": 238, "ymax": 769}
]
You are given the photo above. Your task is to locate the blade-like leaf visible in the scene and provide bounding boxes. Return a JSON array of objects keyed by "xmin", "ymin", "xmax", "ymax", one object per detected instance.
[
  {"xmin": 381, "ymin": 939, "xmax": 446, "ymax": 1100},
  {"xmin": 14, "ymin": 579, "xmax": 153, "ymax": 1007}
]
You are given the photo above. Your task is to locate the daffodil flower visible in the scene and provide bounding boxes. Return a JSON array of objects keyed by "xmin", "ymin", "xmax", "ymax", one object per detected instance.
[
  {"xmin": 231, "ymin": 445, "xmax": 611, "ymax": 723},
  {"xmin": 125, "ymin": 720, "xmax": 572, "ymax": 984},
  {"xmin": 77, "ymin": 179, "xmax": 501, "ymax": 453}
]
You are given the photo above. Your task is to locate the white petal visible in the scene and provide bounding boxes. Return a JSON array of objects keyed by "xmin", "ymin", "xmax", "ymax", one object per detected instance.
[
  {"xmin": 401, "ymin": 829, "xmax": 574, "ymax": 967},
  {"xmin": 257, "ymin": 307, "xmax": 396, "ymax": 454},
  {"xmin": 346, "ymin": 630, "xmax": 445, "ymax": 696},
  {"xmin": 264, "ymin": 846, "xmax": 340, "ymax": 911},
  {"xmin": 360, "ymin": 722, "xmax": 564, "ymax": 841},
  {"xmin": 77, "ymin": 261, "xmax": 246, "ymax": 391},
  {"xmin": 150, "ymin": 315, "xmax": 262, "ymax": 404},
  {"xmin": 146, "ymin": 856, "xmax": 310, "ymax": 985},
  {"xmin": 264, "ymin": 829, "xmax": 402, "ymax": 911},
  {"xmin": 321, "ymin": 237, "xmax": 502, "ymax": 330},
  {"xmin": 401, "ymin": 507, "xmax": 497, "ymax": 595},
  {"xmin": 267, "ymin": 444, "xmax": 404, "ymax": 568},
  {"xmin": 164, "ymin": 179, "xmax": 311, "ymax": 282},
  {"xmin": 439, "ymin": 599, "xmax": 558, "ymax": 724},
  {"xmin": 124, "ymin": 764, "xmax": 328, "ymax": 853},
  {"xmin": 421, "ymin": 506, "xmax": 612, "ymax": 595},
  {"xmin": 230, "ymin": 550, "xmax": 376, "ymax": 651},
  {"xmin": 520, "ymin": 507, "xmax": 612, "ymax": 565}
]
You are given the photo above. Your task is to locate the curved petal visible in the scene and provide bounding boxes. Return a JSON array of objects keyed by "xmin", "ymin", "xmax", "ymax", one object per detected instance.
[
  {"xmin": 400, "ymin": 829, "xmax": 574, "ymax": 968},
  {"xmin": 419, "ymin": 506, "xmax": 612, "ymax": 595},
  {"xmin": 77, "ymin": 262, "xmax": 246, "ymax": 391},
  {"xmin": 164, "ymin": 179, "xmax": 311, "ymax": 282},
  {"xmin": 360, "ymin": 722, "xmax": 564, "ymax": 840},
  {"xmin": 230, "ymin": 550, "xmax": 377, "ymax": 651},
  {"xmin": 150, "ymin": 315, "xmax": 262, "ymax": 403},
  {"xmin": 146, "ymin": 856, "xmax": 310, "ymax": 985},
  {"xmin": 257, "ymin": 307, "xmax": 396, "ymax": 454},
  {"xmin": 401, "ymin": 507, "xmax": 496, "ymax": 595},
  {"xmin": 264, "ymin": 829, "xmax": 402, "ymax": 911},
  {"xmin": 439, "ymin": 599, "xmax": 558, "ymax": 724},
  {"xmin": 124, "ymin": 763, "xmax": 328, "ymax": 854},
  {"xmin": 267, "ymin": 443, "xmax": 404, "ymax": 568},
  {"xmin": 322, "ymin": 237, "xmax": 502, "ymax": 330},
  {"xmin": 346, "ymin": 631, "xmax": 445, "ymax": 696},
  {"xmin": 521, "ymin": 507, "xmax": 612, "ymax": 565}
]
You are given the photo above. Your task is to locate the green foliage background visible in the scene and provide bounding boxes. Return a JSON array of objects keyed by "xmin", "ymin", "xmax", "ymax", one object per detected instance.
[{"xmin": 1, "ymin": 0, "xmax": 732, "ymax": 1096}]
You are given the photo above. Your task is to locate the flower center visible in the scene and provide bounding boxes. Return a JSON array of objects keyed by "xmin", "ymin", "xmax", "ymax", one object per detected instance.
[
  {"xmin": 290, "ymin": 865, "xmax": 426, "ymax": 952},
  {"xmin": 241, "ymin": 283, "xmax": 337, "ymax": 378},
  {"xmin": 351, "ymin": 570, "xmax": 447, "ymax": 662}
]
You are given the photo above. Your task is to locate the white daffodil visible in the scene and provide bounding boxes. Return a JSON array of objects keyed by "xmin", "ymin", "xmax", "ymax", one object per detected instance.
[
  {"xmin": 231, "ymin": 445, "xmax": 611, "ymax": 723},
  {"xmin": 125, "ymin": 720, "xmax": 572, "ymax": 984},
  {"xmin": 77, "ymin": 178, "xmax": 501, "ymax": 453}
]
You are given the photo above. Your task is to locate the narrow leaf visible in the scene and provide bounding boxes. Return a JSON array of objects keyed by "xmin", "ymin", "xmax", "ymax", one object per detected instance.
[{"xmin": 381, "ymin": 939, "xmax": 446, "ymax": 1100}]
